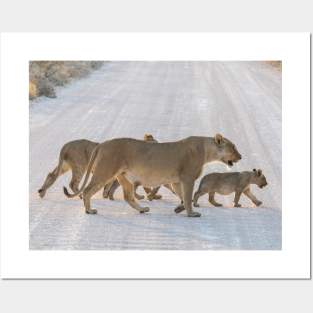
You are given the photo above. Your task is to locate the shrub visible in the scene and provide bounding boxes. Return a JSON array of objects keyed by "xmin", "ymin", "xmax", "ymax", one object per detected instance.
[{"xmin": 29, "ymin": 61, "xmax": 103, "ymax": 100}]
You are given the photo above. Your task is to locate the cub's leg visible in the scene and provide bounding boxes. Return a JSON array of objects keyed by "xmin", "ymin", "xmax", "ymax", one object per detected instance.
[
  {"xmin": 134, "ymin": 181, "xmax": 145, "ymax": 200},
  {"xmin": 234, "ymin": 190, "xmax": 243, "ymax": 207},
  {"xmin": 38, "ymin": 162, "xmax": 69, "ymax": 198},
  {"xmin": 83, "ymin": 177, "xmax": 105, "ymax": 214},
  {"xmin": 147, "ymin": 186, "xmax": 162, "ymax": 201},
  {"xmin": 208, "ymin": 192, "xmax": 222, "ymax": 207},
  {"xmin": 143, "ymin": 187, "xmax": 152, "ymax": 194},
  {"xmin": 182, "ymin": 180, "xmax": 200, "ymax": 217},
  {"xmin": 172, "ymin": 183, "xmax": 185, "ymax": 213},
  {"xmin": 243, "ymin": 188, "xmax": 262, "ymax": 206},
  {"xmin": 193, "ymin": 188, "xmax": 206, "ymax": 207},
  {"xmin": 117, "ymin": 174, "xmax": 149, "ymax": 213}
]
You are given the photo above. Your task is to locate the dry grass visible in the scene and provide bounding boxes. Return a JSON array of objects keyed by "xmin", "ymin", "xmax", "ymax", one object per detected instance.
[
  {"xmin": 266, "ymin": 61, "xmax": 282, "ymax": 71},
  {"xmin": 29, "ymin": 81, "xmax": 37, "ymax": 100},
  {"xmin": 29, "ymin": 61, "xmax": 103, "ymax": 100}
]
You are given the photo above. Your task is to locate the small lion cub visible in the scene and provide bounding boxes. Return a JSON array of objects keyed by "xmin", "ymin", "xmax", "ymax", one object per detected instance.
[{"xmin": 193, "ymin": 169, "xmax": 268, "ymax": 208}]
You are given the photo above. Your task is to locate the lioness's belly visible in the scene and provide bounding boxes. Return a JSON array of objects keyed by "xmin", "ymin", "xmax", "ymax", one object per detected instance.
[{"xmin": 125, "ymin": 170, "xmax": 178, "ymax": 187}]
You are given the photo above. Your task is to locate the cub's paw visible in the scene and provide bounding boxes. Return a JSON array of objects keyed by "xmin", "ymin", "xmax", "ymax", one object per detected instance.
[
  {"xmin": 234, "ymin": 203, "xmax": 242, "ymax": 208},
  {"xmin": 193, "ymin": 203, "xmax": 200, "ymax": 207},
  {"xmin": 255, "ymin": 201, "xmax": 262, "ymax": 207},
  {"xmin": 214, "ymin": 203, "xmax": 222, "ymax": 207}
]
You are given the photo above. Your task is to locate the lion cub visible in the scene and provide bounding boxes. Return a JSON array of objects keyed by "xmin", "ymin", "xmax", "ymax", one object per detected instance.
[{"xmin": 193, "ymin": 169, "xmax": 268, "ymax": 208}]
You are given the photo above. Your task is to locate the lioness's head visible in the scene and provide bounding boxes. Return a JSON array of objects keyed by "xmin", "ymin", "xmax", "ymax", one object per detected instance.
[
  {"xmin": 214, "ymin": 133, "xmax": 242, "ymax": 167},
  {"xmin": 144, "ymin": 133, "xmax": 158, "ymax": 143},
  {"xmin": 252, "ymin": 169, "xmax": 268, "ymax": 188}
]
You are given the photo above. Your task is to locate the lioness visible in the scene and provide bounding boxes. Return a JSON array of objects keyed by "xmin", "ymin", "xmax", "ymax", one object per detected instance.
[
  {"xmin": 192, "ymin": 169, "xmax": 268, "ymax": 208},
  {"xmin": 38, "ymin": 134, "xmax": 161, "ymax": 199},
  {"xmin": 103, "ymin": 134, "xmax": 162, "ymax": 201},
  {"xmin": 38, "ymin": 139, "xmax": 98, "ymax": 198},
  {"xmin": 63, "ymin": 134, "xmax": 242, "ymax": 217}
]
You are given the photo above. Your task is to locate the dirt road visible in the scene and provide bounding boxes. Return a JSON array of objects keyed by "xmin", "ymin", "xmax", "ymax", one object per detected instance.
[{"xmin": 30, "ymin": 61, "xmax": 281, "ymax": 249}]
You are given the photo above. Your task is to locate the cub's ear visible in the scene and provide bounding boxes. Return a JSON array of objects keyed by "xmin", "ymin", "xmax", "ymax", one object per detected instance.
[
  {"xmin": 214, "ymin": 133, "xmax": 224, "ymax": 145},
  {"xmin": 257, "ymin": 169, "xmax": 262, "ymax": 176},
  {"xmin": 144, "ymin": 133, "xmax": 151, "ymax": 140},
  {"xmin": 253, "ymin": 168, "xmax": 256, "ymax": 172}
]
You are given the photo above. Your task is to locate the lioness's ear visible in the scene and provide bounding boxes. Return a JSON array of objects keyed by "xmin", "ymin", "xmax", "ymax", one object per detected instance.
[
  {"xmin": 214, "ymin": 133, "xmax": 223, "ymax": 145},
  {"xmin": 144, "ymin": 133, "xmax": 150, "ymax": 140},
  {"xmin": 257, "ymin": 169, "xmax": 262, "ymax": 176},
  {"xmin": 253, "ymin": 168, "xmax": 256, "ymax": 172}
]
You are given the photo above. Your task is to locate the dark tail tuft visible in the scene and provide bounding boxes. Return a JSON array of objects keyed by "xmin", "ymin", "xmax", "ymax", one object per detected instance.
[{"xmin": 63, "ymin": 186, "xmax": 70, "ymax": 197}]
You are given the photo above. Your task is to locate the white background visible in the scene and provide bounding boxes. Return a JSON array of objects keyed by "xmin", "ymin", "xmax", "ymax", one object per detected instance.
[
  {"xmin": 1, "ymin": 33, "xmax": 310, "ymax": 279},
  {"xmin": 0, "ymin": 1, "xmax": 312, "ymax": 312}
]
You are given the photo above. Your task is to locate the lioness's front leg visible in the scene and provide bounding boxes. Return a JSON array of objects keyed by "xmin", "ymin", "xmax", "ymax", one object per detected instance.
[
  {"xmin": 117, "ymin": 174, "xmax": 149, "ymax": 213},
  {"xmin": 182, "ymin": 180, "xmax": 201, "ymax": 217}
]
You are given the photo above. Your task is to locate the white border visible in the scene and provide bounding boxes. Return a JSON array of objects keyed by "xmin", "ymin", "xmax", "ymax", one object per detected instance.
[{"xmin": 0, "ymin": 33, "xmax": 310, "ymax": 279}]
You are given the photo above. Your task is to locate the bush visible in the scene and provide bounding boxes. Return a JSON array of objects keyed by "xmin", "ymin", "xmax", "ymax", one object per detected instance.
[{"xmin": 29, "ymin": 61, "xmax": 103, "ymax": 100}]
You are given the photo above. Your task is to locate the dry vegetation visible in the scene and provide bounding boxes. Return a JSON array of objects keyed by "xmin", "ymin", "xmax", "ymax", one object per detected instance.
[
  {"xmin": 266, "ymin": 61, "xmax": 282, "ymax": 71},
  {"xmin": 29, "ymin": 61, "xmax": 103, "ymax": 100}
]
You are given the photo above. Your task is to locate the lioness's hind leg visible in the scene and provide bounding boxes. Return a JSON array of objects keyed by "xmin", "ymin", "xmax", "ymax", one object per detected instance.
[
  {"xmin": 69, "ymin": 167, "xmax": 84, "ymax": 194},
  {"xmin": 209, "ymin": 192, "xmax": 222, "ymax": 207},
  {"xmin": 38, "ymin": 162, "xmax": 69, "ymax": 198},
  {"xmin": 117, "ymin": 175, "xmax": 149, "ymax": 213},
  {"xmin": 83, "ymin": 178, "xmax": 105, "ymax": 214}
]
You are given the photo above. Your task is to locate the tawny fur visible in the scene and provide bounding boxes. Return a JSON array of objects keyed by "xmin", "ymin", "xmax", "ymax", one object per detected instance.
[
  {"xmin": 192, "ymin": 169, "xmax": 268, "ymax": 208},
  {"xmin": 64, "ymin": 134, "xmax": 242, "ymax": 217}
]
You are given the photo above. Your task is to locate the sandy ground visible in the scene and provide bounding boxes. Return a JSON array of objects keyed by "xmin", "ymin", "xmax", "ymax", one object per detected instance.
[{"xmin": 30, "ymin": 61, "xmax": 282, "ymax": 250}]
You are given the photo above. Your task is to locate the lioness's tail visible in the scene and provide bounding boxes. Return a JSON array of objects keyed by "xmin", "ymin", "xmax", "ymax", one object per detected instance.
[{"xmin": 63, "ymin": 145, "xmax": 100, "ymax": 198}]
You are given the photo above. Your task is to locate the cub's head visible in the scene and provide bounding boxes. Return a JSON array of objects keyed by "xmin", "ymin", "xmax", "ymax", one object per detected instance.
[
  {"xmin": 214, "ymin": 133, "xmax": 242, "ymax": 167},
  {"xmin": 144, "ymin": 133, "xmax": 158, "ymax": 143},
  {"xmin": 252, "ymin": 169, "xmax": 268, "ymax": 188}
]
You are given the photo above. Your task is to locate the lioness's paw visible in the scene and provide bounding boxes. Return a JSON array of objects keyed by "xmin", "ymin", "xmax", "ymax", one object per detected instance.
[
  {"xmin": 86, "ymin": 209, "xmax": 97, "ymax": 214},
  {"xmin": 193, "ymin": 203, "xmax": 200, "ymax": 207},
  {"xmin": 174, "ymin": 205, "xmax": 185, "ymax": 213},
  {"xmin": 234, "ymin": 203, "xmax": 241, "ymax": 208},
  {"xmin": 187, "ymin": 211, "xmax": 201, "ymax": 217},
  {"xmin": 256, "ymin": 201, "xmax": 262, "ymax": 207},
  {"xmin": 38, "ymin": 189, "xmax": 45, "ymax": 198},
  {"xmin": 139, "ymin": 207, "xmax": 150, "ymax": 213}
]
